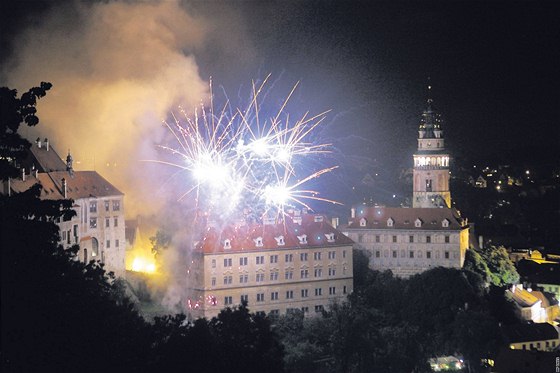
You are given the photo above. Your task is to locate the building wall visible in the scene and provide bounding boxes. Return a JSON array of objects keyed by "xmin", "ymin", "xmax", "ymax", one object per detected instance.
[
  {"xmin": 510, "ymin": 338, "xmax": 559, "ymax": 352},
  {"xmin": 189, "ymin": 244, "xmax": 353, "ymax": 319},
  {"xmin": 347, "ymin": 228, "xmax": 466, "ymax": 277}
]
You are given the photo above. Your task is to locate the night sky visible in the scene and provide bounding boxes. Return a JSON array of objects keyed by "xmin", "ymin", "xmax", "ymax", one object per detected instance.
[{"xmin": 1, "ymin": 0, "xmax": 558, "ymax": 211}]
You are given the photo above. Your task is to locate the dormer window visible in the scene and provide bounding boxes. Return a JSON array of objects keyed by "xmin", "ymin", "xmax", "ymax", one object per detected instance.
[
  {"xmin": 387, "ymin": 218, "xmax": 394, "ymax": 227},
  {"xmin": 254, "ymin": 236, "xmax": 263, "ymax": 247},
  {"xmin": 223, "ymin": 239, "xmax": 232, "ymax": 250},
  {"xmin": 325, "ymin": 233, "xmax": 335, "ymax": 243},
  {"xmin": 297, "ymin": 234, "xmax": 307, "ymax": 244},
  {"xmin": 442, "ymin": 219, "xmax": 450, "ymax": 228},
  {"xmin": 359, "ymin": 218, "xmax": 367, "ymax": 227},
  {"xmin": 415, "ymin": 218, "xmax": 422, "ymax": 227},
  {"xmin": 314, "ymin": 215, "xmax": 324, "ymax": 223},
  {"xmin": 274, "ymin": 235, "xmax": 285, "ymax": 246}
]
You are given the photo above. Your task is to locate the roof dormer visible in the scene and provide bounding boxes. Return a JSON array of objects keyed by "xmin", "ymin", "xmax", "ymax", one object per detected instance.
[
  {"xmin": 415, "ymin": 218, "xmax": 423, "ymax": 227},
  {"xmin": 223, "ymin": 239, "xmax": 232, "ymax": 250},
  {"xmin": 442, "ymin": 219, "xmax": 450, "ymax": 228},
  {"xmin": 387, "ymin": 218, "xmax": 394, "ymax": 227},
  {"xmin": 325, "ymin": 233, "xmax": 335, "ymax": 243},
  {"xmin": 254, "ymin": 236, "xmax": 263, "ymax": 247},
  {"xmin": 297, "ymin": 234, "xmax": 307, "ymax": 245},
  {"xmin": 274, "ymin": 235, "xmax": 285, "ymax": 246},
  {"xmin": 359, "ymin": 218, "xmax": 367, "ymax": 227}
]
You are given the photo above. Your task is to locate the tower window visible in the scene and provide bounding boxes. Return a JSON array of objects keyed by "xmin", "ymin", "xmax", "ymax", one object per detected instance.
[{"xmin": 426, "ymin": 179, "xmax": 432, "ymax": 192}]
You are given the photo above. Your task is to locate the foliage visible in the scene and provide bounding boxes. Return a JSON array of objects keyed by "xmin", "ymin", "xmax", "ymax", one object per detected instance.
[
  {"xmin": 479, "ymin": 245, "xmax": 519, "ymax": 287},
  {"xmin": 150, "ymin": 229, "xmax": 172, "ymax": 258},
  {"xmin": 0, "ymin": 82, "xmax": 52, "ymax": 179}
]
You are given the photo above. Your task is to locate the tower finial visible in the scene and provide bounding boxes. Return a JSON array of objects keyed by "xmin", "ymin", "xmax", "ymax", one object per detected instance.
[{"xmin": 426, "ymin": 76, "xmax": 433, "ymax": 104}]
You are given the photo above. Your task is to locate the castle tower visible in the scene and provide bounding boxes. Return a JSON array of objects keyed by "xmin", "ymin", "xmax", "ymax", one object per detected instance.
[{"xmin": 412, "ymin": 88, "xmax": 451, "ymax": 208}]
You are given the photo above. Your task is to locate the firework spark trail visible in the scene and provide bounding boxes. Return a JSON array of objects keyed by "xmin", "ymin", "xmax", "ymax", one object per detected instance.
[{"xmin": 149, "ymin": 76, "xmax": 342, "ymax": 221}]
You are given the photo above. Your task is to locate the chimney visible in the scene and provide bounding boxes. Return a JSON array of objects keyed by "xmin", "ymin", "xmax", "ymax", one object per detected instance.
[
  {"xmin": 351, "ymin": 207, "xmax": 356, "ymax": 218},
  {"xmin": 44, "ymin": 138, "xmax": 49, "ymax": 151},
  {"xmin": 61, "ymin": 178, "xmax": 67, "ymax": 199},
  {"xmin": 331, "ymin": 217, "xmax": 339, "ymax": 228},
  {"xmin": 21, "ymin": 168, "xmax": 26, "ymax": 181},
  {"xmin": 36, "ymin": 137, "xmax": 41, "ymax": 148}
]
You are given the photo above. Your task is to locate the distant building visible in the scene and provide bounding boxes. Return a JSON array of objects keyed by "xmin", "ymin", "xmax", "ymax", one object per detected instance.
[
  {"xmin": 187, "ymin": 211, "xmax": 354, "ymax": 319},
  {"xmin": 2, "ymin": 139, "xmax": 126, "ymax": 276},
  {"xmin": 502, "ymin": 322, "xmax": 559, "ymax": 352},
  {"xmin": 506, "ymin": 284, "xmax": 552, "ymax": 323},
  {"xmin": 341, "ymin": 93, "xmax": 469, "ymax": 277}
]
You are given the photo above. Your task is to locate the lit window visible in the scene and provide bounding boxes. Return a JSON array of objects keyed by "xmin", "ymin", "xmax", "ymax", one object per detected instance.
[
  {"xmin": 112, "ymin": 200, "xmax": 120, "ymax": 211},
  {"xmin": 89, "ymin": 218, "xmax": 97, "ymax": 229}
]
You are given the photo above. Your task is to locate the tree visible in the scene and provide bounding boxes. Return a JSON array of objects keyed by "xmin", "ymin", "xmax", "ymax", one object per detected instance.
[
  {"xmin": 0, "ymin": 82, "xmax": 52, "ymax": 179},
  {"xmin": 150, "ymin": 229, "xmax": 172, "ymax": 259},
  {"xmin": 480, "ymin": 245, "xmax": 519, "ymax": 287}
]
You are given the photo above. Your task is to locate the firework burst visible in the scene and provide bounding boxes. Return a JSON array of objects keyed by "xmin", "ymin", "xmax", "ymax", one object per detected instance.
[{"xmin": 152, "ymin": 76, "xmax": 341, "ymax": 222}]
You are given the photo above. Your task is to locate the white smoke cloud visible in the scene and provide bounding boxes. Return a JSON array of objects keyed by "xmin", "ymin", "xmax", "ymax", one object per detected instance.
[{"xmin": 2, "ymin": 0, "xmax": 216, "ymax": 215}]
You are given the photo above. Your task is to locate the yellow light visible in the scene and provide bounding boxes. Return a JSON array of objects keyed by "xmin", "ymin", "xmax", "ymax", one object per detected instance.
[{"xmin": 131, "ymin": 257, "xmax": 156, "ymax": 274}]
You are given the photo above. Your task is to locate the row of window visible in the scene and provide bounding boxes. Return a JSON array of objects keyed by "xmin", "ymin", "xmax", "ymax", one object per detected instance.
[
  {"xmin": 375, "ymin": 249, "xmax": 454, "ymax": 260},
  {"xmin": 517, "ymin": 340, "xmax": 556, "ymax": 350},
  {"xmin": 89, "ymin": 217, "xmax": 120, "ymax": 229},
  {"xmin": 213, "ymin": 267, "xmax": 344, "ymax": 286},
  {"xmin": 89, "ymin": 200, "xmax": 121, "ymax": 213},
  {"xmin": 215, "ymin": 250, "xmax": 346, "ymax": 268},
  {"xmin": 358, "ymin": 234, "xmax": 450, "ymax": 244},
  {"xmin": 222, "ymin": 286, "xmax": 347, "ymax": 305}
]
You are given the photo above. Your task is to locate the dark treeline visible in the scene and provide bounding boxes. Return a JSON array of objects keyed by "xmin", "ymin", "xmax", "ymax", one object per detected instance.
[{"xmin": 1, "ymin": 84, "xmax": 519, "ymax": 373}]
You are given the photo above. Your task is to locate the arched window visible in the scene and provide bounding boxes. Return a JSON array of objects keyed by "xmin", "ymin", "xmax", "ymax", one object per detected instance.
[
  {"xmin": 92, "ymin": 237, "xmax": 99, "ymax": 257},
  {"xmin": 83, "ymin": 248, "xmax": 88, "ymax": 263}
]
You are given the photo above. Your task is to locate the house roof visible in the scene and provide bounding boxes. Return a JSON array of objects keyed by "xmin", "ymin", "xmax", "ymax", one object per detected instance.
[
  {"xmin": 341, "ymin": 206, "xmax": 466, "ymax": 231},
  {"xmin": 196, "ymin": 213, "xmax": 354, "ymax": 254},
  {"xmin": 508, "ymin": 287, "xmax": 541, "ymax": 308},
  {"xmin": 502, "ymin": 322, "xmax": 559, "ymax": 343},
  {"xmin": 9, "ymin": 170, "xmax": 123, "ymax": 200},
  {"xmin": 23, "ymin": 140, "xmax": 67, "ymax": 172}
]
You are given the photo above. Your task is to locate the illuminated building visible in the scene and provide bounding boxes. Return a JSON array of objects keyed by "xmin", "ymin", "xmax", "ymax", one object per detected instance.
[
  {"xmin": 502, "ymin": 322, "xmax": 559, "ymax": 351},
  {"xmin": 3, "ymin": 139, "xmax": 126, "ymax": 277},
  {"xmin": 341, "ymin": 94, "xmax": 469, "ymax": 277},
  {"xmin": 187, "ymin": 211, "xmax": 354, "ymax": 319}
]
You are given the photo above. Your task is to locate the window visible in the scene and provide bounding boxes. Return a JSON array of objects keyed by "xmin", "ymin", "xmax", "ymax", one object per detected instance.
[
  {"xmin": 256, "ymin": 256, "xmax": 264, "ymax": 265},
  {"xmin": 89, "ymin": 218, "xmax": 97, "ymax": 229},
  {"xmin": 343, "ymin": 285, "xmax": 347, "ymax": 294},
  {"xmin": 445, "ymin": 235, "xmax": 450, "ymax": 243},
  {"xmin": 427, "ymin": 251, "xmax": 432, "ymax": 259},
  {"xmin": 270, "ymin": 309, "xmax": 279, "ymax": 316},
  {"xmin": 392, "ymin": 235, "xmax": 397, "ymax": 243},
  {"xmin": 301, "ymin": 269, "xmax": 309, "ymax": 279},
  {"xmin": 387, "ymin": 218, "xmax": 394, "ymax": 227},
  {"xmin": 426, "ymin": 235, "xmax": 431, "ymax": 243},
  {"xmin": 67, "ymin": 230, "xmax": 71, "ymax": 244},
  {"xmin": 314, "ymin": 305, "xmax": 324, "ymax": 313},
  {"xmin": 375, "ymin": 235, "xmax": 380, "ymax": 243},
  {"xmin": 212, "ymin": 259, "xmax": 216, "ymax": 268},
  {"xmin": 409, "ymin": 235, "xmax": 414, "ymax": 243},
  {"xmin": 114, "ymin": 217, "xmax": 118, "ymax": 227},
  {"xmin": 392, "ymin": 251, "xmax": 397, "ymax": 258},
  {"xmin": 104, "ymin": 200, "xmax": 110, "ymax": 212},
  {"xmin": 224, "ymin": 258, "xmax": 232, "ymax": 267},
  {"xmin": 241, "ymin": 294, "xmax": 248, "ymax": 303},
  {"xmin": 285, "ymin": 253, "xmax": 293, "ymax": 263},
  {"xmin": 223, "ymin": 239, "xmax": 231, "ymax": 250},
  {"xmin": 106, "ymin": 240, "xmax": 110, "ymax": 248},
  {"xmin": 256, "ymin": 273, "xmax": 265, "ymax": 282},
  {"xmin": 275, "ymin": 235, "xmax": 285, "ymax": 246},
  {"xmin": 285, "ymin": 270, "xmax": 293, "ymax": 280},
  {"xmin": 358, "ymin": 234, "xmax": 364, "ymax": 243},
  {"xmin": 270, "ymin": 255, "xmax": 278, "ymax": 264},
  {"xmin": 328, "ymin": 267, "xmax": 336, "ymax": 276},
  {"xmin": 211, "ymin": 277, "xmax": 216, "ymax": 286},
  {"xmin": 301, "ymin": 307, "xmax": 309, "ymax": 313},
  {"xmin": 271, "ymin": 292, "xmax": 279, "ymax": 301},
  {"xmin": 343, "ymin": 250, "xmax": 346, "ymax": 258},
  {"xmin": 286, "ymin": 290, "xmax": 294, "ymax": 299},
  {"xmin": 297, "ymin": 234, "xmax": 307, "ymax": 244},
  {"xmin": 328, "ymin": 251, "xmax": 336, "ymax": 260},
  {"xmin": 89, "ymin": 201, "xmax": 97, "ymax": 213},
  {"xmin": 315, "ymin": 288, "xmax": 322, "ymax": 296},
  {"xmin": 301, "ymin": 289, "xmax": 308, "ymax": 298},
  {"xmin": 224, "ymin": 296, "xmax": 233, "ymax": 305},
  {"xmin": 112, "ymin": 200, "xmax": 120, "ymax": 211},
  {"xmin": 105, "ymin": 218, "xmax": 110, "ymax": 228},
  {"xmin": 314, "ymin": 268, "xmax": 322, "ymax": 278},
  {"xmin": 314, "ymin": 252, "xmax": 322, "ymax": 260},
  {"xmin": 254, "ymin": 237, "xmax": 263, "ymax": 247},
  {"xmin": 256, "ymin": 293, "xmax": 264, "ymax": 302},
  {"xmin": 239, "ymin": 257, "xmax": 248, "ymax": 266},
  {"xmin": 62, "ymin": 230, "xmax": 67, "ymax": 242},
  {"xmin": 223, "ymin": 276, "xmax": 232, "ymax": 285},
  {"xmin": 239, "ymin": 274, "xmax": 248, "ymax": 283},
  {"xmin": 409, "ymin": 251, "xmax": 414, "ymax": 258},
  {"xmin": 270, "ymin": 271, "xmax": 279, "ymax": 281},
  {"xmin": 300, "ymin": 253, "xmax": 308, "ymax": 261},
  {"xmin": 329, "ymin": 286, "xmax": 336, "ymax": 295},
  {"xmin": 375, "ymin": 251, "xmax": 380, "ymax": 258},
  {"xmin": 445, "ymin": 251, "xmax": 450, "ymax": 259}
]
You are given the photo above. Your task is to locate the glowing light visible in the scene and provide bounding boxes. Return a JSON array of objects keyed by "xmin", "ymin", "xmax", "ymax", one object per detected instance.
[
  {"xmin": 131, "ymin": 257, "xmax": 156, "ymax": 274},
  {"xmin": 150, "ymin": 76, "xmax": 341, "ymax": 220}
]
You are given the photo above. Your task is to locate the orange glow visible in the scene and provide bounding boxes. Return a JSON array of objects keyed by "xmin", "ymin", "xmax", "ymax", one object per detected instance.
[{"xmin": 130, "ymin": 256, "xmax": 157, "ymax": 274}]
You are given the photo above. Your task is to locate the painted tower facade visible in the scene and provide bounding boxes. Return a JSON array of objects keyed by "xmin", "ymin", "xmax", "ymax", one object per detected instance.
[{"xmin": 412, "ymin": 97, "xmax": 451, "ymax": 208}]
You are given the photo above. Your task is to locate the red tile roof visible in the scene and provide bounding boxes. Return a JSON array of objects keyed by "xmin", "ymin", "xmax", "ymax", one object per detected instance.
[
  {"xmin": 196, "ymin": 213, "xmax": 354, "ymax": 254},
  {"xmin": 343, "ymin": 206, "xmax": 466, "ymax": 231}
]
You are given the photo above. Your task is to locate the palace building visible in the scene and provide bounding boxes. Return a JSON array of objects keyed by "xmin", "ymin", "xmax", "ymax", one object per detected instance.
[
  {"xmin": 187, "ymin": 211, "xmax": 354, "ymax": 319},
  {"xmin": 3, "ymin": 139, "xmax": 126, "ymax": 277},
  {"xmin": 341, "ymin": 94, "xmax": 469, "ymax": 277}
]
